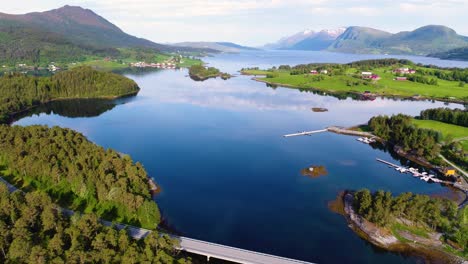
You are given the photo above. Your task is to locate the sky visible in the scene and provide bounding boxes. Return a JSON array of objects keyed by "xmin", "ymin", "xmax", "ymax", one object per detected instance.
[{"xmin": 2, "ymin": 0, "xmax": 468, "ymax": 46}]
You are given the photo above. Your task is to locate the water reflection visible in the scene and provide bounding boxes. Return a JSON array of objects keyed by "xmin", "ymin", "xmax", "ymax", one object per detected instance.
[{"xmin": 11, "ymin": 98, "xmax": 134, "ymax": 123}]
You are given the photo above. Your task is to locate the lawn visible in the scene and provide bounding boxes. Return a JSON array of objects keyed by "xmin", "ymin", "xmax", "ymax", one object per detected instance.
[
  {"xmin": 242, "ymin": 66, "xmax": 467, "ymax": 102},
  {"xmin": 412, "ymin": 119, "xmax": 468, "ymax": 140}
]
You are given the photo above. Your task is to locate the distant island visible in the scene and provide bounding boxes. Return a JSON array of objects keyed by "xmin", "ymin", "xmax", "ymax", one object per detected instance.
[
  {"xmin": 189, "ymin": 65, "xmax": 231, "ymax": 81},
  {"xmin": 0, "ymin": 66, "xmax": 139, "ymax": 123},
  {"xmin": 241, "ymin": 58, "xmax": 468, "ymax": 103}
]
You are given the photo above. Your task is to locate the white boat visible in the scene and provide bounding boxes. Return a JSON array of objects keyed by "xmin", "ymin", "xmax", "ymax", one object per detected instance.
[
  {"xmin": 421, "ymin": 172, "xmax": 428, "ymax": 176},
  {"xmin": 421, "ymin": 176, "xmax": 429, "ymax": 182}
]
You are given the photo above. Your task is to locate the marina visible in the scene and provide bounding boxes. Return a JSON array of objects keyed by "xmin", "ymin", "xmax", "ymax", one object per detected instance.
[{"xmin": 375, "ymin": 158, "xmax": 467, "ymax": 191}]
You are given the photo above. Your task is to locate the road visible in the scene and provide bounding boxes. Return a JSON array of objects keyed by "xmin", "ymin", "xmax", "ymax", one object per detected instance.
[{"xmin": 439, "ymin": 154, "xmax": 468, "ymax": 178}]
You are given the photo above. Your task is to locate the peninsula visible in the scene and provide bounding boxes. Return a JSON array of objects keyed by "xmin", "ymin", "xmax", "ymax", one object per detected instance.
[
  {"xmin": 339, "ymin": 190, "xmax": 467, "ymax": 263},
  {"xmin": 241, "ymin": 59, "xmax": 468, "ymax": 103}
]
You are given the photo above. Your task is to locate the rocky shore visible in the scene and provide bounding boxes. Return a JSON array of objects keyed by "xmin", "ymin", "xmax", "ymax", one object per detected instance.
[{"xmin": 342, "ymin": 192, "xmax": 467, "ymax": 264}]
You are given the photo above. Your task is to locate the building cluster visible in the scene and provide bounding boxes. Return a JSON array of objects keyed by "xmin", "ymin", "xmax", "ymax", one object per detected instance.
[
  {"xmin": 48, "ymin": 64, "xmax": 60, "ymax": 72},
  {"xmin": 310, "ymin": 69, "xmax": 328, "ymax": 74},
  {"xmin": 361, "ymin": 72, "xmax": 381, "ymax": 80},
  {"xmin": 130, "ymin": 62, "xmax": 176, "ymax": 69},
  {"xmin": 393, "ymin": 67, "xmax": 416, "ymax": 74}
]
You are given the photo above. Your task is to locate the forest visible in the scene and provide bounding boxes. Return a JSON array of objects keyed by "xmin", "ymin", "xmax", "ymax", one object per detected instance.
[
  {"xmin": 353, "ymin": 189, "xmax": 467, "ymax": 254},
  {"xmin": 0, "ymin": 125, "xmax": 159, "ymax": 229},
  {"xmin": 0, "ymin": 66, "xmax": 139, "ymax": 123},
  {"xmin": 368, "ymin": 114, "xmax": 441, "ymax": 160},
  {"xmin": 419, "ymin": 108, "xmax": 468, "ymax": 127},
  {"xmin": 0, "ymin": 184, "xmax": 189, "ymax": 263}
]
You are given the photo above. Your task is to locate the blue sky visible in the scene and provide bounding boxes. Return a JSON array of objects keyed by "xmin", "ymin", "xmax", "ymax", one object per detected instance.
[{"xmin": 3, "ymin": 0, "xmax": 468, "ymax": 46}]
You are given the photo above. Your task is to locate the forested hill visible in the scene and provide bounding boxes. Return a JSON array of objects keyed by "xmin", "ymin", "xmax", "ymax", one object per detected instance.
[
  {"xmin": 0, "ymin": 182, "xmax": 184, "ymax": 263},
  {"xmin": 0, "ymin": 66, "xmax": 139, "ymax": 123},
  {"xmin": 0, "ymin": 125, "xmax": 159, "ymax": 229}
]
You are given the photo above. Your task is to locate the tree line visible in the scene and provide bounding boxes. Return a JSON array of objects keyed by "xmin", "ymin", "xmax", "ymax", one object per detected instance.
[
  {"xmin": 0, "ymin": 125, "xmax": 159, "ymax": 229},
  {"xmin": 419, "ymin": 108, "xmax": 468, "ymax": 127},
  {"xmin": 353, "ymin": 189, "xmax": 467, "ymax": 254},
  {"xmin": 0, "ymin": 184, "xmax": 189, "ymax": 263},
  {"xmin": 0, "ymin": 66, "xmax": 139, "ymax": 123},
  {"xmin": 368, "ymin": 114, "xmax": 441, "ymax": 160}
]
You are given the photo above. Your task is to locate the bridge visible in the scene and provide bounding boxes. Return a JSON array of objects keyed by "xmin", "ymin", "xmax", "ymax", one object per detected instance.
[
  {"xmin": 178, "ymin": 237, "xmax": 313, "ymax": 264},
  {"xmin": 0, "ymin": 177, "xmax": 313, "ymax": 264}
]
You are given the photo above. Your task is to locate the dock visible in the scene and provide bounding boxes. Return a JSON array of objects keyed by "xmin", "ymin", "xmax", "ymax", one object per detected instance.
[{"xmin": 283, "ymin": 129, "xmax": 328, "ymax": 137}]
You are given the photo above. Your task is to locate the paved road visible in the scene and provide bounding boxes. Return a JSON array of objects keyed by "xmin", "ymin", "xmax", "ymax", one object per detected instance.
[
  {"xmin": 0, "ymin": 177, "xmax": 313, "ymax": 264},
  {"xmin": 439, "ymin": 154, "xmax": 468, "ymax": 179}
]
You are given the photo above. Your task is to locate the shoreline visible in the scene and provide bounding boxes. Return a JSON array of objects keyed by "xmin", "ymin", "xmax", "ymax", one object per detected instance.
[
  {"xmin": 341, "ymin": 192, "xmax": 466, "ymax": 263},
  {"xmin": 245, "ymin": 74, "xmax": 467, "ymax": 105},
  {"xmin": 325, "ymin": 126, "xmax": 468, "ymax": 205}
]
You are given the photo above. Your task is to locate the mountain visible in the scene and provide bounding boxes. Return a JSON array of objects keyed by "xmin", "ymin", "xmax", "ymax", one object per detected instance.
[
  {"xmin": 328, "ymin": 26, "xmax": 392, "ymax": 53},
  {"xmin": 172, "ymin": 42, "xmax": 258, "ymax": 53},
  {"xmin": 328, "ymin": 25, "xmax": 468, "ymax": 55},
  {"xmin": 0, "ymin": 5, "xmax": 168, "ymax": 50},
  {"xmin": 288, "ymin": 28, "xmax": 346, "ymax": 50},
  {"xmin": 428, "ymin": 46, "xmax": 468, "ymax": 61},
  {"xmin": 263, "ymin": 29, "xmax": 317, "ymax": 49}
]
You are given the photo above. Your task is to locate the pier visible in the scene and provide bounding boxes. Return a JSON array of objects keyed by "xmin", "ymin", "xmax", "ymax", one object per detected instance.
[
  {"xmin": 283, "ymin": 129, "xmax": 328, "ymax": 137},
  {"xmin": 283, "ymin": 126, "xmax": 375, "ymax": 138}
]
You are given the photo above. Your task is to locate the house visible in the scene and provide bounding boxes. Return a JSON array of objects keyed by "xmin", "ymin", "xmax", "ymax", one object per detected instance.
[
  {"xmin": 393, "ymin": 68, "xmax": 416, "ymax": 74},
  {"xmin": 48, "ymin": 65, "xmax": 59, "ymax": 72},
  {"xmin": 362, "ymin": 72, "xmax": 380, "ymax": 80},
  {"xmin": 444, "ymin": 167, "xmax": 456, "ymax": 177},
  {"xmin": 320, "ymin": 70, "xmax": 328, "ymax": 74},
  {"xmin": 310, "ymin": 70, "xmax": 318, "ymax": 74},
  {"xmin": 395, "ymin": 77, "xmax": 407, "ymax": 81}
]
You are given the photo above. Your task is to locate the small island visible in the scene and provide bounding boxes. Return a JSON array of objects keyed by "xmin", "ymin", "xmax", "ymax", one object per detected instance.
[
  {"xmin": 189, "ymin": 64, "xmax": 231, "ymax": 81},
  {"xmin": 311, "ymin": 107, "xmax": 328, "ymax": 112},
  {"xmin": 338, "ymin": 189, "xmax": 467, "ymax": 262},
  {"xmin": 241, "ymin": 59, "xmax": 468, "ymax": 103}
]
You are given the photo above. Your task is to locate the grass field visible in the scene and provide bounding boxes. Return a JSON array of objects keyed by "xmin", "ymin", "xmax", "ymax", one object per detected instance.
[
  {"xmin": 412, "ymin": 119, "xmax": 468, "ymax": 151},
  {"xmin": 242, "ymin": 66, "xmax": 467, "ymax": 102}
]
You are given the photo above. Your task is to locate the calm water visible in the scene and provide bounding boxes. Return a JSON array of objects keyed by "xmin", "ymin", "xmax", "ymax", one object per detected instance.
[{"xmin": 14, "ymin": 51, "xmax": 467, "ymax": 263}]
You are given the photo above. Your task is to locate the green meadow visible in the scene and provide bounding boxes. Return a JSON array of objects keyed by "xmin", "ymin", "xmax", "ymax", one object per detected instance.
[{"xmin": 242, "ymin": 65, "xmax": 467, "ymax": 102}]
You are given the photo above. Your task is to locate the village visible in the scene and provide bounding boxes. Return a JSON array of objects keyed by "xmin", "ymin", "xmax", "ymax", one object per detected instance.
[{"xmin": 308, "ymin": 66, "xmax": 417, "ymax": 81}]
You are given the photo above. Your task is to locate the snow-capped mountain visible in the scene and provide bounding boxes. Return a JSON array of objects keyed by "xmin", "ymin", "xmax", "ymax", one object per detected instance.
[{"xmin": 263, "ymin": 27, "xmax": 346, "ymax": 50}]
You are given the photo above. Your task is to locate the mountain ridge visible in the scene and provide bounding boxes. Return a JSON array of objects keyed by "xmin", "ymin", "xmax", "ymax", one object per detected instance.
[{"xmin": 266, "ymin": 25, "xmax": 468, "ymax": 56}]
